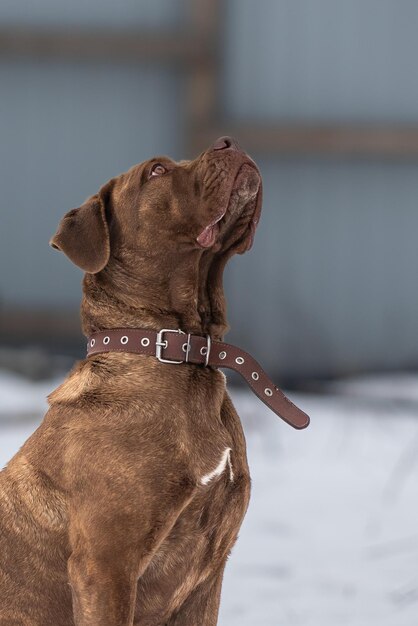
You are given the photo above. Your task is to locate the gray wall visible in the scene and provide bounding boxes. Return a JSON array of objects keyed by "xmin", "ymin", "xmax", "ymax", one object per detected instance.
[
  {"xmin": 0, "ymin": 60, "xmax": 184, "ymax": 306},
  {"xmin": 1, "ymin": 0, "xmax": 418, "ymax": 378},
  {"xmin": 0, "ymin": 0, "xmax": 184, "ymax": 28},
  {"xmin": 226, "ymin": 158, "xmax": 418, "ymax": 377},
  {"xmin": 225, "ymin": 0, "xmax": 418, "ymax": 121}
]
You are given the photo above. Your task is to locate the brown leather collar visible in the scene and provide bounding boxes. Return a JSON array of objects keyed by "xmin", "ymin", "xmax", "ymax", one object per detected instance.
[{"xmin": 87, "ymin": 328, "xmax": 310, "ymax": 430}]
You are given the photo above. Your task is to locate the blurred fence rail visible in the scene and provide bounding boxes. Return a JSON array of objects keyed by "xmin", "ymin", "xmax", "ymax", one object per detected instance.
[{"xmin": 0, "ymin": 27, "xmax": 212, "ymax": 64}]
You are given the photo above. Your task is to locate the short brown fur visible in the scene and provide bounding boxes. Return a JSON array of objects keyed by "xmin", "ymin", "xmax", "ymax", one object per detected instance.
[{"xmin": 0, "ymin": 139, "xmax": 262, "ymax": 625}]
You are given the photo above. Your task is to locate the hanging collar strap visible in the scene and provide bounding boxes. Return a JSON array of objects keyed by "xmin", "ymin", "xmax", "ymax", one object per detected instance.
[{"xmin": 87, "ymin": 328, "xmax": 310, "ymax": 430}]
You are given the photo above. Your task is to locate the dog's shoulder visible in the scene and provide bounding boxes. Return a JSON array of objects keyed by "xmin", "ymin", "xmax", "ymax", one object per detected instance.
[{"xmin": 47, "ymin": 358, "xmax": 102, "ymax": 405}]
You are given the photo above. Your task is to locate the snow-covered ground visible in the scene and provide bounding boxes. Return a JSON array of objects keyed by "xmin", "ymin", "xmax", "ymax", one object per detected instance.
[{"xmin": 0, "ymin": 370, "xmax": 417, "ymax": 626}]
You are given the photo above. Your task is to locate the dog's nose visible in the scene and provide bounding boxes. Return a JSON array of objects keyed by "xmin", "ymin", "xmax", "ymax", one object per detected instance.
[{"xmin": 212, "ymin": 136, "xmax": 240, "ymax": 151}]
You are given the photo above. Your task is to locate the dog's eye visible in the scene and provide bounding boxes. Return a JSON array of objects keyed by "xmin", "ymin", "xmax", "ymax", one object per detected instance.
[{"xmin": 149, "ymin": 163, "xmax": 167, "ymax": 178}]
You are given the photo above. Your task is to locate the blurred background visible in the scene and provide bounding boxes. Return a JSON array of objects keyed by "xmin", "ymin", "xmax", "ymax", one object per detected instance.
[{"xmin": 0, "ymin": 1, "xmax": 417, "ymax": 625}]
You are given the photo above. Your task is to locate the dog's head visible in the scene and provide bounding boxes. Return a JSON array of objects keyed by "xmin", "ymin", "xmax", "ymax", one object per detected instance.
[
  {"xmin": 50, "ymin": 137, "xmax": 262, "ymax": 274},
  {"xmin": 51, "ymin": 137, "xmax": 262, "ymax": 336}
]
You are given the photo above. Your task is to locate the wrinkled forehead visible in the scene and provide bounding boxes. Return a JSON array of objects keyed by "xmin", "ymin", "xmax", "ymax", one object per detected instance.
[
  {"xmin": 108, "ymin": 156, "xmax": 195, "ymax": 203},
  {"xmin": 113, "ymin": 156, "xmax": 192, "ymax": 192}
]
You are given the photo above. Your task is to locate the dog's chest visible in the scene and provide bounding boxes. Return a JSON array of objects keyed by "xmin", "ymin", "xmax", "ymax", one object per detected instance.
[
  {"xmin": 135, "ymin": 446, "xmax": 250, "ymax": 622},
  {"xmin": 132, "ymin": 383, "xmax": 252, "ymax": 621}
]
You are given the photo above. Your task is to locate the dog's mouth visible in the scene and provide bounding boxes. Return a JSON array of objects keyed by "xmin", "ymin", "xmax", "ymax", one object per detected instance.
[{"xmin": 197, "ymin": 164, "xmax": 262, "ymax": 251}]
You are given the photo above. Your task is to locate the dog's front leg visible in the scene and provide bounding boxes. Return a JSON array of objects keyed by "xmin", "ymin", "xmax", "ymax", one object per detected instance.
[
  {"xmin": 68, "ymin": 549, "xmax": 138, "ymax": 626},
  {"xmin": 166, "ymin": 563, "xmax": 226, "ymax": 626},
  {"xmin": 67, "ymin": 479, "xmax": 196, "ymax": 626}
]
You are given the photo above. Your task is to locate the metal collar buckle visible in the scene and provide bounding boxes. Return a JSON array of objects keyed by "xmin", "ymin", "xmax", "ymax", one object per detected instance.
[
  {"xmin": 155, "ymin": 329, "xmax": 212, "ymax": 367},
  {"xmin": 155, "ymin": 328, "xmax": 185, "ymax": 364}
]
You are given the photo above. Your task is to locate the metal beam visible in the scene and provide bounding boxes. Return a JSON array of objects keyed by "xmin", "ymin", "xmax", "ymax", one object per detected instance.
[
  {"xmin": 192, "ymin": 124, "xmax": 418, "ymax": 158},
  {"xmin": 0, "ymin": 27, "xmax": 211, "ymax": 64},
  {"xmin": 185, "ymin": 0, "xmax": 221, "ymax": 156},
  {"xmin": 0, "ymin": 308, "xmax": 79, "ymax": 340}
]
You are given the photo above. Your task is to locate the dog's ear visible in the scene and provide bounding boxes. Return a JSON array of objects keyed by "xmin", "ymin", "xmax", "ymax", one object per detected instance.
[{"xmin": 50, "ymin": 185, "xmax": 112, "ymax": 273}]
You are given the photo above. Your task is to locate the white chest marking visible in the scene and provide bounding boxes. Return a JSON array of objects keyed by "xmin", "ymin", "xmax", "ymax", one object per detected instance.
[{"xmin": 201, "ymin": 447, "xmax": 234, "ymax": 486}]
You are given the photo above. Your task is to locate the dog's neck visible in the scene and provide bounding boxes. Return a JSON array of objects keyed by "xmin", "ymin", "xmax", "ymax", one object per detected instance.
[{"xmin": 80, "ymin": 249, "xmax": 229, "ymax": 341}]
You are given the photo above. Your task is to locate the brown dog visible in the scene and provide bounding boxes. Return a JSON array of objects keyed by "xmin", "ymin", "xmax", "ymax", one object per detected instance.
[{"xmin": 0, "ymin": 137, "xmax": 262, "ymax": 625}]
